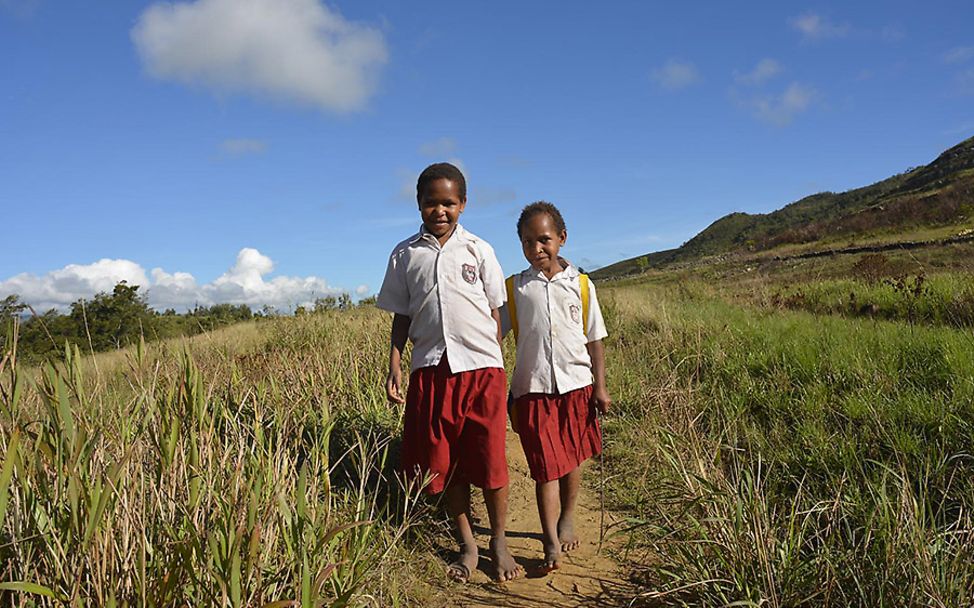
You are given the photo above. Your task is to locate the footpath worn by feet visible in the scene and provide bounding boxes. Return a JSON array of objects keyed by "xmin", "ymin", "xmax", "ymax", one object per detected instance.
[{"xmin": 444, "ymin": 433, "xmax": 634, "ymax": 607}]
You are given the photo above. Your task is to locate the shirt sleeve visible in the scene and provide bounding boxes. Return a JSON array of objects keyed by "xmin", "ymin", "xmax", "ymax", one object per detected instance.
[
  {"xmin": 376, "ymin": 249, "xmax": 410, "ymax": 316},
  {"xmin": 479, "ymin": 242, "xmax": 507, "ymax": 310},
  {"xmin": 585, "ymin": 280, "xmax": 608, "ymax": 343}
]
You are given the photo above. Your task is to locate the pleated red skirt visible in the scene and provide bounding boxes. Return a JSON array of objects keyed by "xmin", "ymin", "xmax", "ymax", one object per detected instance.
[
  {"xmin": 513, "ymin": 384, "xmax": 602, "ymax": 483},
  {"xmin": 402, "ymin": 354, "xmax": 509, "ymax": 495}
]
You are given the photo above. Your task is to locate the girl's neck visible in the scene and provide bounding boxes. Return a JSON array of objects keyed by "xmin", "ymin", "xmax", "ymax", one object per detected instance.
[{"xmin": 538, "ymin": 257, "xmax": 567, "ymax": 279}]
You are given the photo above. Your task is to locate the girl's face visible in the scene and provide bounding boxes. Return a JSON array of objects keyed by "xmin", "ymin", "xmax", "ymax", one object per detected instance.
[
  {"xmin": 520, "ymin": 212, "xmax": 567, "ymax": 278},
  {"xmin": 418, "ymin": 178, "xmax": 466, "ymax": 245}
]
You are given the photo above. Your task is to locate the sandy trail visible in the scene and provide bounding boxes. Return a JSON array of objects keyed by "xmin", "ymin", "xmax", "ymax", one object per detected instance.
[{"xmin": 442, "ymin": 432, "xmax": 634, "ymax": 607}]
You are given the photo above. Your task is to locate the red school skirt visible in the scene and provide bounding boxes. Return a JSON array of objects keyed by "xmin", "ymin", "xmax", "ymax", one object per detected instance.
[
  {"xmin": 401, "ymin": 354, "xmax": 509, "ymax": 495},
  {"xmin": 513, "ymin": 385, "xmax": 602, "ymax": 483}
]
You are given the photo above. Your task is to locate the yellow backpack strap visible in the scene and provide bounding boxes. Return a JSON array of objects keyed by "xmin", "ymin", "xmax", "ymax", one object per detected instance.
[
  {"xmin": 580, "ymin": 273, "xmax": 590, "ymax": 337},
  {"xmin": 505, "ymin": 275, "xmax": 518, "ymax": 342}
]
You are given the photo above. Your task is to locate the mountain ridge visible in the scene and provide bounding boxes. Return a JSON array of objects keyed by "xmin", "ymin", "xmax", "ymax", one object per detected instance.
[{"xmin": 593, "ymin": 135, "xmax": 974, "ymax": 280}]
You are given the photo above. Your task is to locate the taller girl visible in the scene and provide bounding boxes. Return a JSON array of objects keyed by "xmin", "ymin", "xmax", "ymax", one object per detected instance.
[{"xmin": 501, "ymin": 201, "xmax": 612, "ymax": 572}]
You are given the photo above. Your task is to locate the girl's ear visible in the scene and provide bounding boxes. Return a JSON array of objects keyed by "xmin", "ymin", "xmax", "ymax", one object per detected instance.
[{"xmin": 559, "ymin": 230, "xmax": 568, "ymax": 245}]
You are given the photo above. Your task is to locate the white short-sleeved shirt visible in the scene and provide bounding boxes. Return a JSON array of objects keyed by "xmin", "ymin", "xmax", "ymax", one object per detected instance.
[
  {"xmin": 500, "ymin": 263, "xmax": 608, "ymax": 399},
  {"xmin": 377, "ymin": 224, "xmax": 506, "ymax": 374}
]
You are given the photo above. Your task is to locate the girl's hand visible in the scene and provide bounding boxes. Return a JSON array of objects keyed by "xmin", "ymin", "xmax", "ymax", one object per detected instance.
[
  {"xmin": 386, "ymin": 368, "xmax": 405, "ymax": 404},
  {"xmin": 591, "ymin": 386, "xmax": 611, "ymax": 414}
]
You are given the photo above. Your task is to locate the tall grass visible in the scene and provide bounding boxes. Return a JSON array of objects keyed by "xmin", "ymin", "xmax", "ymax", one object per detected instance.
[
  {"xmin": 601, "ymin": 284, "xmax": 974, "ymax": 606},
  {"xmin": 0, "ymin": 309, "xmax": 432, "ymax": 607},
  {"xmin": 764, "ymin": 273, "xmax": 974, "ymax": 328}
]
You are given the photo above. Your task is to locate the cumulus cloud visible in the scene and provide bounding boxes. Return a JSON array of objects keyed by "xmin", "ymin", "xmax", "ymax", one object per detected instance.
[
  {"xmin": 944, "ymin": 46, "xmax": 974, "ymax": 64},
  {"xmin": 219, "ymin": 138, "xmax": 267, "ymax": 156},
  {"xmin": 789, "ymin": 13, "xmax": 850, "ymax": 40},
  {"xmin": 651, "ymin": 59, "xmax": 700, "ymax": 91},
  {"xmin": 418, "ymin": 137, "xmax": 456, "ymax": 157},
  {"xmin": 0, "ymin": 248, "xmax": 354, "ymax": 312},
  {"xmin": 735, "ymin": 58, "xmax": 782, "ymax": 85},
  {"xmin": 741, "ymin": 83, "xmax": 818, "ymax": 126},
  {"xmin": 0, "ymin": 260, "xmax": 148, "ymax": 311},
  {"xmin": 756, "ymin": 83, "xmax": 817, "ymax": 126},
  {"xmin": 131, "ymin": 0, "xmax": 387, "ymax": 112}
]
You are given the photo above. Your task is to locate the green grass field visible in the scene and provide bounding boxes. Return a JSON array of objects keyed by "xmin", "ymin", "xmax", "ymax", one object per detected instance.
[
  {"xmin": 3, "ymin": 264, "xmax": 974, "ymax": 606},
  {"xmin": 601, "ymin": 281, "xmax": 974, "ymax": 606}
]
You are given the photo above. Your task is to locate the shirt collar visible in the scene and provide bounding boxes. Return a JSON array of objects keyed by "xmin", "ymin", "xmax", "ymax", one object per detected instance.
[
  {"xmin": 408, "ymin": 223, "xmax": 468, "ymax": 246},
  {"xmin": 409, "ymin": 224, "xmax": 469, "ymax": 247},
  {"xmin": 521, "ymin": 258, "xmax": 580, "ymax": 282}
]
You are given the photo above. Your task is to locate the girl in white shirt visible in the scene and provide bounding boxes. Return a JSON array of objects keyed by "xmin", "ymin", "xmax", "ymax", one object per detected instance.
[{"xmin": 500, "ymin": 201, "xmax": 612, "ymax": 573}]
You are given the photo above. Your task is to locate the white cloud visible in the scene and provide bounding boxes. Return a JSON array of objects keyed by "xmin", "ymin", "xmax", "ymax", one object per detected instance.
[
  {"xmin": 220, "ymin": 138, "xmax": 267, "ymax": 156},
  {"xmin": 958, "ymin": 69, "xmax": 974, "ymax": 95},
  {"xmin": 735, "ymin": 58, "xmax": 782, "ymax": 86},
  {"xmin": 0, "ymin": 248, "xmax": 353, "ymax": 312},
  {"xmin": 0, "ymin": 0, "xmax": 39, "ymax": 17},
  {"xmin": 944, "ymin": 46, "xmax": 974, "ymax": 64},
  {"xmin": 744, "ymin": 82, "xmax": 818, "ymax": 126},
  {"xmin": 397, "ymin": 168, "xmax": 418, "ymax": 202},
  {"xmin": 132, "ymin": 0, "xmax": 387, "ymax": 113},
  {"xmin": 418, "ymin": 137, "xmax": 456, "ymax": 157},
  {"xmin": 789, "ymin": 13, "xmax": 850, "ymax": 40},
  {"xmin": 651, "ymin": 59, "xmax": 700, "ymax": 91},
  {"xmin": 472, "ymin": 187, "xmax": 517, "ymax": 205},
  {"xmin": 0, "ymin": 259, "xmax": 148, "ymax": 312}
]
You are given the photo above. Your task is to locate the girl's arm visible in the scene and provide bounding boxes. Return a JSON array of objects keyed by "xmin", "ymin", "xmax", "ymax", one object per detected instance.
[
  {"xmin": 386, "ymin": 313, "xmax": 411, "ymax": 404},
  {"xmin": 491, "ymin": 308, "xmax": 503, "ymax": 347},
  {"xmin": 586, "ymin": 339, "xmax": 611, "ymax": 413}
]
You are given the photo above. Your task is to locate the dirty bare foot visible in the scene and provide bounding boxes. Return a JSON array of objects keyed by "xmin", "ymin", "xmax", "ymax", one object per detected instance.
[
  {"xmin": 489, "ymin": 537, "xmax": 524, "ymax": 582},
  {"xmin": 557, "ymin": 517, "xmax": 579, "ymax": 553},
  {"xmin": 539, "ymin": 537, "xmax": 561, "ymax": 574},
  {"xmin": 447, "ymin": 542, "xmax": 479, "ymax": 583}
]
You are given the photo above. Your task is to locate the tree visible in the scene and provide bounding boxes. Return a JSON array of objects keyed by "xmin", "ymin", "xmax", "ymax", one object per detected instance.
[
  {"xmin": 70, "ymin": 282, "xmax": 153, "ymax": 350},
  {"xmin": 1, "ymin": 294, "xmax": 26, "ymax": 319}
]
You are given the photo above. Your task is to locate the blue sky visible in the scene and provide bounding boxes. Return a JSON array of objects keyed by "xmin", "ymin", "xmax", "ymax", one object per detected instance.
[{"xmin": 2, "ymin": 0, "xmax": 973, "ymax": 310}]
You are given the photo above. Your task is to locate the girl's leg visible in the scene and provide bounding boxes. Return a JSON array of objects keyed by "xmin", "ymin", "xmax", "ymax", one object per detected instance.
[
  {"xmin": 483, "ymin": 484, "xmax": 524, "ymax": 581},
  {"xmin": 535, "ymin": 479, "xmax": 562, "ymax": 570},
  {"xmin": 557, "ymin": 466, "xmax": 582, "ymax": 552},
  {"xmin": 445, "ymin": 482, "xmax": 479, "ymax": 582}
]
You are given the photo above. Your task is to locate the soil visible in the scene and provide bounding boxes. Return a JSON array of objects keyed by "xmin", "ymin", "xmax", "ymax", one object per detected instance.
[{"xmin": 441, "ymin": 432, "xmax": 635, "ymax": 607}]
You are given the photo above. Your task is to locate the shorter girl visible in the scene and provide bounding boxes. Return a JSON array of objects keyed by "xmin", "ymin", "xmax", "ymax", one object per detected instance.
[{"xmin": 501, "ymin": 201, "xmax": 611, "ymax": 572}]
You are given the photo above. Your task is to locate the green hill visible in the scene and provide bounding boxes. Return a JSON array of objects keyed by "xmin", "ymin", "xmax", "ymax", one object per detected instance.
[{"xmin": 594, "ymin": 134, "xmax": 974, "ymax": 279}]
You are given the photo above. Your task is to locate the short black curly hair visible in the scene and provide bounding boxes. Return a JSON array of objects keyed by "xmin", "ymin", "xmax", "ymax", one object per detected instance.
[
  {"xmin": 517, "ymin": 201, "xmax": 567, "ymax": 238},
  {"xmin": 416, "ymin": 162, "xmax": 467, "ymax": 202}
]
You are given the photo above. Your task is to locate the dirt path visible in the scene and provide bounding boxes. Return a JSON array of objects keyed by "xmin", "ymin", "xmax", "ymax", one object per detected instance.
[{"xmin": 443, "ymin": 433, "xmax": 635, "ymax": 607}]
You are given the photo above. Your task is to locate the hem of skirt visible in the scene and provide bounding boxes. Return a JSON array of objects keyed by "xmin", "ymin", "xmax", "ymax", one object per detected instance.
[
  {"xmin": 527, "ymin": 445, "xmax": 600, "ymax": 483},
  {"xmin": 405, "ymin": 470, "xmax": 509, "ymax": 495}
]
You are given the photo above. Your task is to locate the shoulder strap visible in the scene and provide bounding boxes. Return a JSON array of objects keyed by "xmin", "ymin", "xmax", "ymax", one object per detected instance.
[
  {"xmin": 580, "ymin": 273, "xmax": 590, "ymax": 337},
  {"xmin": 505, "ymin": 275, "xmax": 518, "ymax": 342}
]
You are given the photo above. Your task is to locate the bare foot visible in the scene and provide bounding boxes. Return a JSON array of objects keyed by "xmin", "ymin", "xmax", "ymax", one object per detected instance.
[
  {"xmin": 447, "ymin": 543, "xmax": 479, "ymax": 583},
  {"xmin": 557, "ymin": 518, "xmax": 580, "ymax": 553},
  {"xmin": 489, "ymin": 537, "xmax": 524, "ymax": 582},
  {"xmin": 539, "ymin": 538, "xmax": 561, "ymax": 574}
]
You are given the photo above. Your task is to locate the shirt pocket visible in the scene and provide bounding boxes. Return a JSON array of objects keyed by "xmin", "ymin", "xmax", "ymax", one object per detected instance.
[{"xmin": 454, "ymin": 246, "xmax": 483, "ymax": 290}]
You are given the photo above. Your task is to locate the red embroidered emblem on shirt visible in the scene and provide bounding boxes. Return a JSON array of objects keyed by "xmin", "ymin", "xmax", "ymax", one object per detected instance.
[
  {"xmin": 461, "ymin": 263, "xmax": 477, "ymax": 284},
  {"xmin": 569, "ymin": 304, "xmax": 581, "ymax": 324}
]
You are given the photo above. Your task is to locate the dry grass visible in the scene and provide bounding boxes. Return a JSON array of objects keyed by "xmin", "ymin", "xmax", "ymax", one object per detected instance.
[{"xmin": 0, "ymin": 309, "xmax": 445, "ymax": 607}]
